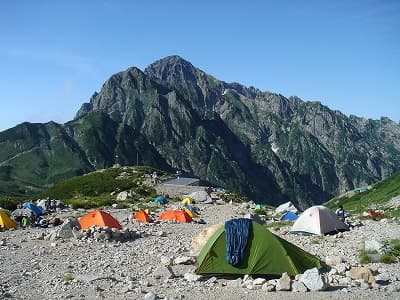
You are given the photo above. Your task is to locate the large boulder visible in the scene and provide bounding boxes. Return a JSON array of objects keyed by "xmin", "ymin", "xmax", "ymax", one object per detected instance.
[
  {"xmin": 50, "ymin": 218, "xmax": 80, "ymax": 240},
  {"xmin": 299, "ymin": 268, "xmax": 329, "ymax": 291},
  {"xmin": 190, "ymin": 223, "xmax": 223, "ymax": 256},
  {"xmin": 365, "ymin": 240, "xmax": 384, "ymax": 253},
  {"xmin": 188, "ymin": 191, "xmax": 212, "ymax": 203},
  {"xmin": 348, "ymin": 267, "xmax": 376, "ymax": 284},
  {"xmin": 116, "ymin": 191, "xmax": 135, "ymax": 201}
]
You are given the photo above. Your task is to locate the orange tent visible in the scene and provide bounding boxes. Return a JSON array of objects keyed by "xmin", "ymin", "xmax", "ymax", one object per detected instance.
[
  {"xmin": 158, "ymin": 210, "xmax": 193, "ymax": 223},
  {"xmin": 131, "ymin": 210, "xmax": 153, "ymax": 223},
  {"xmin": 79, "ymin": 210, "xmax": 122, "ymax": 230}
]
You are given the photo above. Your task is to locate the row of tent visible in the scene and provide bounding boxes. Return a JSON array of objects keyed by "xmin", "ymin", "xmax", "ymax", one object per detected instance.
[
  {"xmin": 1, "ymin": 207, "xmax": 196, "ymax": 231},
  {"xmin": 1, "ymin": 208, "xmax": 322, "ymax": 277},
  {"xmin": 79, "ymin": 209, "xmax": 196, "ymax": 230},
  {"xmin": 0, "ymin": 202, "xmax": 45, "ymax": 229}
]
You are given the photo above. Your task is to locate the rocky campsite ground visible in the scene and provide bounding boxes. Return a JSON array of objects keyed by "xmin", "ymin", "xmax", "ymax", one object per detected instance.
[{"xmin": 1, "ymin": 201, "xmax": 400, "ymax": 300}]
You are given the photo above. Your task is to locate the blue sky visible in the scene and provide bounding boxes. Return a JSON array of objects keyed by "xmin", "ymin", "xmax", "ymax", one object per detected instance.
[{"xmin": 0, "ymin": 0, "xmax": 399, "ymax": 131}]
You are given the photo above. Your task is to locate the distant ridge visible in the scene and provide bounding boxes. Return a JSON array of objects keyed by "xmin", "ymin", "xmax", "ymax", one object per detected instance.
[{"xmin": 1, "ymin": 55, "xmax": 400, "ymax": 208}]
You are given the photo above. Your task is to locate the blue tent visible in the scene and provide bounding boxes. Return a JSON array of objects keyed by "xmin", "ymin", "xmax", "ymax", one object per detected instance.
[
  {"xmin": 23, "ymin": 202, "xmax": 43, "ymax": 216},
  {"xmin": 280, "ymin": 211, "xmax": 298, "ymax": 221},
  {"xmin": 153, "ymin": 196, "xmax": 168, "ymax": 205}
]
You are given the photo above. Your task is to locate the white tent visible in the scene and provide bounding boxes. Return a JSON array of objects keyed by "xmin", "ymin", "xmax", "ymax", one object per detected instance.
[{"xmin": 291, "ymin": 205, "xmax": 348, "ymax": 235}]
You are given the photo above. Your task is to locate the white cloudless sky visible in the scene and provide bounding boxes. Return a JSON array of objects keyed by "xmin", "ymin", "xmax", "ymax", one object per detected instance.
[{"xmin": 0, "ymin": 0, "xmax": 399, "ymax": 131}]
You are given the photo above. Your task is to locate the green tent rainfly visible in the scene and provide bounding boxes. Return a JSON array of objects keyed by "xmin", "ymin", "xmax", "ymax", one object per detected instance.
[{"xmin": 196, "ymin": 221, "xmax": 321, "ymax": 276}]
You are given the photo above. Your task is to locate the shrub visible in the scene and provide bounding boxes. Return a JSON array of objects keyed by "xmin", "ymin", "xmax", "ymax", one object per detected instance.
[
  {"xmin": 379, "ymin": 254, "xmax": 397, "ymax": 264},
  {"xmin": 359, "ymin": 249, "xmax": 372, "ymax": 265},
  {"xmin": 0, "ymin": 196, "xmax": 24, "ymax": 210},
  {"xmin": 253, "ymin": 208, "xmax": 265, "ymax": 215},
  {"xmin": 62, "ymin": 273, "xmax": 74, "ymax": 281},
  {"xmin": 310, "ymin": 236, "xmax": 324, "ymax": 245},
  {"xmin": 63, "ymin": 196, "xmax": 114, "ymax": 209},
  {"xmin": 220, "ymin": 191, "xmax": 249, "ymax": 203},
  {"xmin": 359, "ymin": 239, "xmax": 400, "ymax": 265},
  {"xmin": 266, "ymin": 221, "xmax": 292, "ymax": 230}
]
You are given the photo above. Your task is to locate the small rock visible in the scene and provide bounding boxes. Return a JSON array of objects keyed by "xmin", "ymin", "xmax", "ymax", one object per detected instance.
[
  {"xmin": 338, "ymin": 276, "xmax": 352, "ymax": 285},
  {"xmin": 325, "ymin": 255, "xmax": 343, "ymax": 266},
  {"xmin": 253, "ymin": 278, "xmax": 266, "ymax": 285},
  {"xmin": 276, "ymin": 272, "xmax": 291, "ymax": 291},
  {"xmin": 112, "ymin": 203, "xmax": 125, "ymax": 209},
  {"xmin": 360, "ymin": 282, "xmax": 371, "ymax": 289},
  {"xmin": 139, "ymin": 279, "xmax": 150, "ymax": 287},
  {"xmin": 173, "ymin": 256, "xmax": 195, "ymax": 265},
  {"xmin": 375, "ymin": 272, "xmax": 391, "ymax": 283},
  {"xmin": 206, "ymin": 277, "xmax": 217, "ymax": 284},
  {"xmin": 153, "ymin": 266, "xmax": 175, "ymax": 280},
  {"xmin": 226, "ymin": 278, "xmax": 242, "ymax": 288},
  {"xmin": 292, "ymin": 281, "xmax": 308, "ymax": 292},
  {"xmin": 184, "ymin": 273, "xmax": 202, "ymax": 282},
  {"xmin": 262, "ymin": 283, "xmax": 275, "ymax": 292},
  {"xmin": 144, "ymin": 291, "xmax": 156, "ymax": 300},
  {"xmin": 335, "ymin": 263, "xmax": 348, "ymax": 275},
  {"xmin": 246, "ymin": 283, "xmax": 255, "ymax": 290},
  {"xmin": 160, "ymin": 256, "xmax": 172, "ymax": 266},
  {"xmin": 328, "ymin": 268, "xmax": 338, "ymax": 276}
]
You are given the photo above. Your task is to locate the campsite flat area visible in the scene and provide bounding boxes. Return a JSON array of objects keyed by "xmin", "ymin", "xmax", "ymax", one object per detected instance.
[{"xmin": 1, "ymin": 202, "xmax": 400, "ymax": 300}]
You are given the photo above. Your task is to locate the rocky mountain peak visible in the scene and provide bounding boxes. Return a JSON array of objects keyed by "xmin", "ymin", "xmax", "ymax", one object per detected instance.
[{"xmin": 144, "ymin": 55, "xmax": 201, "ymax": 86}]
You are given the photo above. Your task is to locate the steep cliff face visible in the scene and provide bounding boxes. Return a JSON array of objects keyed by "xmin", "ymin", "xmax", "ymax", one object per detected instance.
[{"xmin": 1, "ymin": 55, "xmax": 399, "ymax": 208}]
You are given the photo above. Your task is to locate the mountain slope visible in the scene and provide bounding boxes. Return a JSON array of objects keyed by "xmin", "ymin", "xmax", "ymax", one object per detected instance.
[
  {"xmin": 1, "ymin": 55, "xmax": 400, "ymax": 208},
  {"xmin": 325, "ymin": 171, "xmax": 400, "ymax": 217}
]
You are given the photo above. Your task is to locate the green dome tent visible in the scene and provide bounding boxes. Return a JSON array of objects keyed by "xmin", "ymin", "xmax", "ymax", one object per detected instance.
[{"xmin": 196, "ymin": 220, "xmax": 321, "ymax": 276}]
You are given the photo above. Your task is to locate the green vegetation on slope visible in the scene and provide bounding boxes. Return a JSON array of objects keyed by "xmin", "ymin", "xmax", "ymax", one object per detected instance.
[
  {"xmin": 36, "ymin": 166, "xmax": 170, "ymax": 209},
  {"xmin": 325, "ymin": 171, "xmax": 400, "ymax": 217}
]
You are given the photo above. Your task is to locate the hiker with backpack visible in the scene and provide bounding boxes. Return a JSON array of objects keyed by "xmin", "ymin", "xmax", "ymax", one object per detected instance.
[{"xmin": 335, "ymin": 205, "xmax": 347, "ymax": 223}]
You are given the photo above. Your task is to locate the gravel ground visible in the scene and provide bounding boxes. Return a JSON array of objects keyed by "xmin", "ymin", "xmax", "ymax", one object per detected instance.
[{"xmin": 1, "ymin": 202, "xmax": 400, "ymax": 300}]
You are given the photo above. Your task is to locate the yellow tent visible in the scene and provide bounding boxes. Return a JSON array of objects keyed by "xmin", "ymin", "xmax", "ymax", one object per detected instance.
[
  {"xmin": 181, "ymin": 197, "xmax": 194, "ymax": 205},
  {"xmin": 0, "ymin": 211, "xmax": 17, "ymax": 229}
]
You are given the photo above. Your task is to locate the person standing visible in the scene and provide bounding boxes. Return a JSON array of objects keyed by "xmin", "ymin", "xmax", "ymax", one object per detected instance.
[
  {"xmin": 335, "ymin": 205, "xmax": 346, "ymax": 223},
  {"xmin": 22, "ymin": 216, "xmax": 31, "ymax": 228}
]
